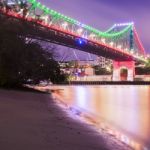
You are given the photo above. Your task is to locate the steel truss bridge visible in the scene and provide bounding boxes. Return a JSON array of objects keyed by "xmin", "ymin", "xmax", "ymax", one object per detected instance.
[{"xmin": 0, "ymin": 0, "xmax": 148, "ymax": 62}]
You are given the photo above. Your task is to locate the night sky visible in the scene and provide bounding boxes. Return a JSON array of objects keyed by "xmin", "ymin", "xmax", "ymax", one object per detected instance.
[{"xmin": 40, "ymin": 0, "xmax": 150, "ymax": 54}]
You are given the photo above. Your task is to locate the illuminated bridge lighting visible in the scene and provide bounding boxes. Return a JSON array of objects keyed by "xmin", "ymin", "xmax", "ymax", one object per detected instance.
[
  {"xmin": 115, "ymin": 22, "xmax": 134, "ymax": 27},
  {"xmin": 0, "ymin": 0, "xmax": 147, "ymax": 62},
  {"xmin": 76, "ymin": 38, "xmax": 87, "ymax": 45}
]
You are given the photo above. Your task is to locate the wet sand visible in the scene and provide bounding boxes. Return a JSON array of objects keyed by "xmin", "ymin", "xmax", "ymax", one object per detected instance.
[{"xmin": 0, "ymin": 89, "xmax": 131, "ymax": 150}]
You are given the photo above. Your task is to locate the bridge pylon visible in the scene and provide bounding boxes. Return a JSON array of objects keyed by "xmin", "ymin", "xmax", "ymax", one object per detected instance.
[{"xmin": 112, "ymin": 61, "xmax": 135, "ymax": 81}]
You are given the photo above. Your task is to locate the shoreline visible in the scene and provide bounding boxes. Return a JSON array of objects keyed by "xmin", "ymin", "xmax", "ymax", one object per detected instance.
[
  {"xmin": 50, "ymin": 88, "xmax": 146, "ymax": 150},
  {"xmin": 63, "ymin": 81, "xmax": 150, "ymax": 85},
  {"xmin": 0, "ymin": 89, "xmax": 133, "ymax": 150},
  {"xmin": 28, "ymin": 84, "xmax": 150, "ymax": 150}
]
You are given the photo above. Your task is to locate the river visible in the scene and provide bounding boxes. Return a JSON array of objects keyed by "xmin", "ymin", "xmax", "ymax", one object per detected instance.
[{"xmin": 49, "ymin": 85, "xmax": 150, "ymax": 150}]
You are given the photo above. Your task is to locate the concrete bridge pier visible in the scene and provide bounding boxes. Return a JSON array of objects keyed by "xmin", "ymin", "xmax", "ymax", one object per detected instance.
[{"xmin": 112, "ymin": 61, "xmax": 135, "ymax": 81}]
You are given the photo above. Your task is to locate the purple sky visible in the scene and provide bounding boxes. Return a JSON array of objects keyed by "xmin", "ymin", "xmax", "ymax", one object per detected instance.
[{"xmin": 40, "ymin": 0, "xmax": 150, "ymax": 53}]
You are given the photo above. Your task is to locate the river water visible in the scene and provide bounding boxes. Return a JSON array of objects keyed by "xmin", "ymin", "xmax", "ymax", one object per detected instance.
[{"xmin": 50, "ymin": 85, "xmax": 150, "ymax": 150}]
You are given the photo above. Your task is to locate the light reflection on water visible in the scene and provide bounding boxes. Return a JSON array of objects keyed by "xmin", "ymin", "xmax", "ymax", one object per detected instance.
[{"xmin": 51, "ymin": 85, "xmax": 150, "ymax": 149}]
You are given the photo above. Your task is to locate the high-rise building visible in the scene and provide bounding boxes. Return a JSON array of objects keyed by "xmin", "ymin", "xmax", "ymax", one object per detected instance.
[{"xmin": 95, "ymin": 56, "xmax": 112, "ymax": 68}]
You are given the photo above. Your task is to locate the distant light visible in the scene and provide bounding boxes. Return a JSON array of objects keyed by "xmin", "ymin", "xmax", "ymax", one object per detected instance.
[
  {"xmin": 101, "ymin": 38, "xmax": 106, "ymax": 43},
  {"xmin": 81, "ymin": 24, "xmax": 85, "ymax": 27},
  {"xmin": 62, "ymin": 22, "xmax": 68, "ymax": 29},
  {"xmin": 115, "ymin": 22, "xmax": 134, "ymax": 27},
  {"xmin": 147, "ymin": 54, "xmax": 150, "ymax": 58},
  {"xmin": 89, "ymin": 33, "xmax": 96, "ymax": 38},
  {"xmin": 79, "ymin": 39, "xmax": 83, "ymax": 44},
  {"xmin": 109, "ymin": 42, "xmax": 114, "ymax": 46},
  {"xmin": 76, "ymin": 38, "xmax": 86, "ymax": 45},
  {"xmin": 136, "ymin": 53, "xmax": 139, "ymax": 56},
  {"xmin": 130, "ymin": 51, "xmax": 134, "ymax": 54},
  {"xmin": 130, "ymin": 49, "xmax": 134, "ymax": 54},
  {"xmin": 77, "ymin": 28, "xmax": 83, "ymax": 34},
  {"xmin": 7, "ymin": 2, "xmax": 15, "ymax": 5},
  {"xmin": 117, "ymin": 45, "xmax": 122, "ymax": 49}
]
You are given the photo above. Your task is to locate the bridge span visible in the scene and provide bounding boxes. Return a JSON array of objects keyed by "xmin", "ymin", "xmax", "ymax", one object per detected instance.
[{"xmin": 0, "ymin": 0, "xmax": 148, "ymax": 81}]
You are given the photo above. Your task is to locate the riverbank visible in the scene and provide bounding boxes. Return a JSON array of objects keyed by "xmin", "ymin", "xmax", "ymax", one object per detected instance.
[
  {"xmin": 0, "ymin": 89, "xmax": 131, "ymax": 150},
  {"xmin": 68, "ymin": 81, "xmax": 150, "ymax": 85}
]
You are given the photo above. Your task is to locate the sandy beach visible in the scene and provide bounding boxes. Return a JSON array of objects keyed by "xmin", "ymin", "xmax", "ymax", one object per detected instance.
[{"xmin": 0, "ymin": 89, "xmax": 131, "ymax": 150}]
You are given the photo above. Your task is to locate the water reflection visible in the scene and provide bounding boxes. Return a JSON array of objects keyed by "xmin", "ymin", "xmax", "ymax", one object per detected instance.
[{"xmin": 51, "ymin": 85, "xmax": 150, "ymax": 149}]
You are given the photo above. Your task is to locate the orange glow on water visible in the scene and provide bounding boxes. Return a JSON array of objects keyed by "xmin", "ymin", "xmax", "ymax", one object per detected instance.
[{"xmin": 50, "ymin": 85, "xmax": 150, "ymax": 150}]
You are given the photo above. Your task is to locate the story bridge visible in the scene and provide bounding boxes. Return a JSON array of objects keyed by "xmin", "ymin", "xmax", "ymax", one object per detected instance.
[{"xmin": 0, "ymin": 0, "xmax": 148, "ymax": 80}]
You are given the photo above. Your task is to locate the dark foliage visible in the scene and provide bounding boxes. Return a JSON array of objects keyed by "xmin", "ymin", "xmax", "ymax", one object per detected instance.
[
  {"xmin": 135, "ymin": 67, "xmax": 150, "ymax": 75},
  {"xmin": 0, "ymin": 14, "xmax": 66, "ymax": 87},
  {"xmin": 93, "ymin": 65, "xmax": 112, "ymax": 75}
]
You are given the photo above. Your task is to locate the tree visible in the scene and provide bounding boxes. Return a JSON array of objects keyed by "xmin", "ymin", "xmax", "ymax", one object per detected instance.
[
  {"xmin": 135, "ymin": 59, "xmax": 150, "ymax": 75},
  {"xmin": 145, "ymin": 58, "xmax": 150, "ymax": 68},
  {"xmin": 93, "ymin": 65, "xmax": 112, "ymax": 75},
  {"xmin": 0, "ymin": 14, "xmax": 67, "ymax": 87}
]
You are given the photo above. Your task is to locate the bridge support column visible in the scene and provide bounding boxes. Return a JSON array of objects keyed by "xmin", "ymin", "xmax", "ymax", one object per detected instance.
[{"xmin": 112, "ymin": 61, "xmax": 135, "ymax": 81}]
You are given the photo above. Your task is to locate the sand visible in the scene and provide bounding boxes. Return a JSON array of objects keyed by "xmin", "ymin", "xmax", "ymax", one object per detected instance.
[{"xmin": 0, "ymin": 89, "xmax": 131, "ymax": 150}]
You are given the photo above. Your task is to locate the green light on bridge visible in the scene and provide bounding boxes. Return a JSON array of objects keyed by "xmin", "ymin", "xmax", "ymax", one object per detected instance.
[{"xmin": 27, "ymin": 0, "xmax": 134, "ymax": 39}]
